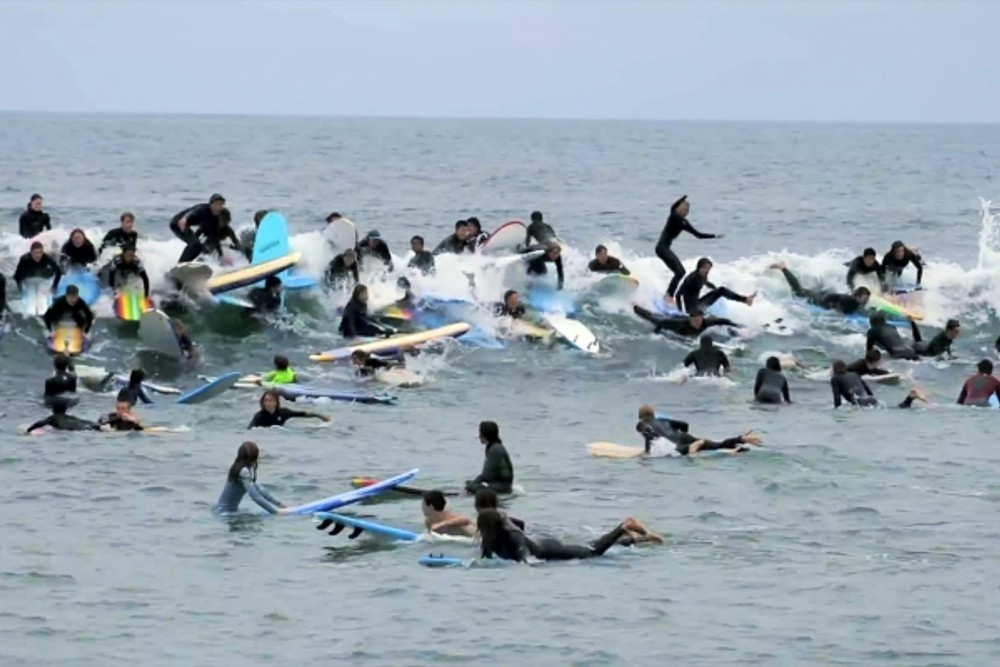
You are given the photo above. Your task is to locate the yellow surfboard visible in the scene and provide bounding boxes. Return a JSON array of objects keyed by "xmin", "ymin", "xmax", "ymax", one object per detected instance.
[
  {"xmin": 47, "ymin": 323, "xmax": 86, "ymax": 356},
  {"xmin": 586, "ymin": 441, "xmax": 645, "ymax": 459},
  {"xmin": 310, "ymin": 322, "xmax": 471, "ymax": 362},
  {"xmin": 206, "ymin": 252, "xmax": 301, "ymax": 295}
]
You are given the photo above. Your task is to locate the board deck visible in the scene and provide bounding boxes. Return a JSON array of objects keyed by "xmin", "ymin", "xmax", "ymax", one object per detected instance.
[
  {"xmin": 284, "ymin": 468, "xmax": 419, "ymax": 515},
  {"xmin": 114, "ymin": 289, "xmax": 151, "ymax": 322},
  {"xmin": 862, "ymin": 372, "xmax": 901, "ymax": 385},
  {"xmin": 478, "ymin": 220, "xmax": 525, "ymax": 255},
  {"xmin": 139, "ymin": 309, "xmax": 184, "ymax": 359},
  {"xmin": 313, "ymin": 512, "xmax": 420, "ymax": 542},
  {"xmin": 175, "ymin": 372, "xmax": 241, "ymax": 405},
  {"xmin": 587, "ymin": 441, "xmax": 644, "ymax": 458},
  {"xmin": 56, "ymin": 269, "xmax": 102, "ymax": 306},
  {"xmin": 205, "ymin": 252, "xmax": 301, "ymax": 295},
  {"xmin": 544, "ymin": 313, "xmax": 600, "ymax": 354},
  {"xmin": 310, "ymin": 322, "xmax": 471, "ymax": 362}
]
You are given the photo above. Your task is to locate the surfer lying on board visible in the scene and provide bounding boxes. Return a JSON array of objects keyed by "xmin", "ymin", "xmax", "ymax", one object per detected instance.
[
  {"xmin": 847, "ymin": 349, "xmax": 892, "ymax": 376},
  {"xmin": 525, "ymin": 242, "xmax": 565, "ymax": 290},
  {"xmin": 845, "ymin": 248, "xmax": 885, "ymax": 291},
  {"xmin": 882, "ymin": 241, "xmax": 924, "ymax": 288},
  {"xmin": 465, "ymin": 421, "xmax": 515, "ymax": 495},
  {"xmin": 339, "ymin": 285, "xmax": 396, "ymax": 339},
  {"xmin": 407, "ymin": 236, "xmax": 435, "ymax": 275},
  {"xmin": 493, "ymin": 289, "xmax": 526, "ymax": 319},
  {"xmin": 956, "ymin": 359, "xmax": 1000, "ymax": 407},
  {"xmin": 867, "ymin": 312, "xmax": 958, "ymax": 360},
  {"xmin": 434, "ymin": 220, "xmax": 471, "ymax": 255},
  {"xmin": 43, "ymin": 286, "xmax": 95, "ymax": 334},
  {"xmin": 98, "ymin": 212, "xmax": 139, "ymax": 255},
  {"xmin": 14, "ymin": 242, "xmax": 62, "ymax": 292},
  {"xmin": 60, "ymin": 229, "xmax": 98, "ymax": 269},
  {"xmin": 109, "ymin": 245, "xmax": 151, "ymax": 297},
  {"xmin": 754, "ymin": 356, "xmax": 791, "ymax": 404},
  {"xmin": 213, "ymin": 441, "xmax": 289, "ymax": 514},
  {"xmin": 769, "ymin": 261, "xmax": 871, "ymax": 314},
  {"xmin": 248, "ymin": 390, "xmax": 330, "ymax": 429},
  {"xmin": 676, "ymin": 258, "xmax": 756, "ymax": 315},
  {"xmin": 247, "ymin": 276, "xmax": 283, "ymax": 312},
  {"xmin": 44, "ymin": 355, "xmax": 78, "ymax": 407},
  {"xmin": 256, "ymin": 355, "xmax": 297, "ymax": 385},
  {"xmin": 683, "ymin": 335, "xmax": 731, "ymax": 376},
  {"xmin": 358, "ymin": 230, "xmax": 394, "ymax": 271},
  {"xmin": 588, "ymin": 245, "xmax": 630, "ymax": 275},
  {"xmin": 633, "ymin": 305, "xmax": 739, "ymax": 338},
  {"xmin": 98, "ymin": 399, "xmax": 146, "ymax": 432},
  {"xmin": 326, "ymin": 249, "xmax": 360, "ymax": 288},
  {"xmin": 26, "ymin": 398, "xmax": 101, "ymax": 433},
  {"xmin": 351, "ymin": 349, "xmax": 405, "ymax": 378},
  {"xmin": 636, "ymin": 405, "xmax": 762, "ymax": 456},
  {"xmin": 831, "ymin": 360, "xmax": 928, "ymax": 408}
]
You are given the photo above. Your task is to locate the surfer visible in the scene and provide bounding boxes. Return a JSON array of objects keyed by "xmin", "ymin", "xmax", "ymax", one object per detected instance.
[
  {"xmin": 683, "ymin": 335, "xmax": 731, "ymax": 376},
  {"xmin": 240, "ymin": 210, "xmax": 269, "ymax": 261},
  {"xmin": 358, "ymin": 230, "xmax": 394, "ymax": 271},
  {"xmin": 882, "ymin": 241, "xmax": 924, "ymax": 287},
  {"xmin": 43, "ymin": 286, "xmax": 94, "ymax": 334},
  {"xmin": 846, "ymin": 349, "xmax": 892, "ymax": 377},
  {"xmin": 19, "ymin": 194, "xmax": 52, "ymax": 239},
  {"xmin": 493, "ymin": 289, "xmax": 526, "ymax": 319},
  {"xmin": 407, "ymin": 236, "xmax": 435, "ymax": 274},
  {"xmin": 769, "ymin": 262, "xmax": 871, "ymax": 314},
  {"xmin": 170, "ymin": 193, "xmax": 225, "ymax": 250},
  {"xmin": 831, "ymin": 359, "xmax": 927, "ymax": 408},
  {"xmin": 248, "ymin": 390, "xmax": 330, "ymax": 429},
  {"xmin": 351, "ymin": 349, "xmax": 404, "ymax": 378},
  {"xmin": 636, "ymin": 405, "xmax": 762, "ymax": 456},
  {"xmin": 434, "ymin": 220, "xmax": 471, "ymax": 255},
  {"xmin": 60, "ymin": 229, "xmax": 98, "ymax": 269},
  {"xmin": 394, "ymin": 276, "xmax": 419, "ymax": 310},
  {"xmin": 421, "ymin": 490, "xmax": 477, "ymax": 537},
  {"xmin": 957, "ymin": 359, "xmax": 1000, "ymax": 407},
  {"xmin": 99, "ymin": 212, "xmax": 139, "ymax": 255},
  {"xmin": 465, "ymin": 217, "xmax": 489, "ymax": 251},
  {"xmin": 172, "ymin": 319, "xmax": 196, "ymax": 360},
  {"xmin": 676, "ymin": 258, "xmax": 755, "ymax": 315},
  {"xmin": 14, "ymin": 242, "xmax": 62, "ymax": 292},
  {"xmin": 26, "ymin": 399, "xmax": 101, "ymax": 433},
  {"xmin": 633, "ymin": 305, "xmax": 739, "ymax": 338},
  {"xmin": 655, "ymin": 196, "xmax": 721, "ymax": 304},
  {"xmin": 248, "ymin": 276, "xmax": 283, "ymax": 312},
  {"xmin": 588, "ymin": 245, "xmax": 630, "ymax": 275},
  {"xmin": 525, "ymin": 242, "xmax": 565, "ymax": 290},
  {"xmin": 98, "ymin": 399, "xmax": 146, "ymax": 431},
  {"xmin": 754, "ymin": 356, "xmax": 791, "ymax": 404},
  {"xmin": 213, "ymin": 441, "xmax": 288, "ymax": 514},
  {"xmin": 524, "ymin": 211, "xmax": 558, "ymax": 248},
  {"xmin": 465, "ymin": 420, "xmax": 514, "ymax": 494},
  {"xmin": 845, "ymin": 248, "xmax": 885, "ymax": 290},
  {"xmin": 109, "ymin": 245, "xmax": 151, "ymax": 298},
  {"xmin": 865, "ymin": 311, "xmax": 918, "ymax": 360},
  {"xmin": 339, "ymin": 284, "xmax": 395, "ymax": 338},
  {"xmin": 325, "ymin": 248, "xmax": 360, "ymax": 288},
  {"xmin": 910, "ymin": 318, "xmax": 959, "ymax": 359},
  {"xmin": 44, "ymin": 355, "xmax": 78, "ymax": 407},
  {"xmin": 116, "ymin": 369, "xmax": 154, "ymax": 406},
  {"xmin": 257, "ymin": 355, "xmax": 297, "ymax": 385}
]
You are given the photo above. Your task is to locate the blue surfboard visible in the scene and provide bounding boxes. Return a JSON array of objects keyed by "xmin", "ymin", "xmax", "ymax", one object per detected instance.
[
  {"xmin": 420, "ymin": 554, "xmax": 467, "ymax": 568},
  {"xmin": 175, "ymin": 371, "xmax": 241, "ymax": 405},
  {"xmin": 56, "ymin": 269, "xmax": 102, "ymax": 306},
  {"xmin": 286, "ymin": 468, "xmax": 419, "ymax": 515},
  {"xmin": 252, "ymin": 212, "xmax": 317, "ymax": 295},
  {"xmin": 313, "ymin": 512, "xmax": 420, "ymax": 542},
  {"xmin": 275, "ymin": 384, "xmax": 398, "ymax": 405}
]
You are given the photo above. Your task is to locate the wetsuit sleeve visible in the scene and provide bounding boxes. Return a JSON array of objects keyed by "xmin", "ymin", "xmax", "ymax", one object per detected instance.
[
  {"xmin": 81, "ymin": 302, "xmax": 95, "ymax": 333},
  {"xmin": 957, "ymin": 381, "xmax": 968, "ymax": 405},
  {"xmin": 509, "ymin": 516, "xmax": 527, "ymax": 531},
  {"xmin": 865, "ymin": 328, "xmax": 877, "ymax": 352},
  {"xmin": 43, "ymin": 303, "xmax": 58, "ymax": 330},
  {"xmin": 13, "ymin": 257, "xmax": 28, "ymax": 287},
  {"xmin": 26, "ymin": 416, "xmax": 54, "ymax": 433},
  {"xmin": 18, "ymin": 212, "xmax": 31, "ymax": 239},
  {"xmin": 909, "ymin": 250, "xmax": 924, "ymax": 285},
  {"xmin": 239, "ymin": 475, "xmax": 281, "ymax": 514},
  {"xmin": 652, "ymin": 317, "xmax": 683, "ymax": 335},
  {"xmin": 140, "ymin": 268, "xmax": 151, "ymax": 297},
  {"xmin": 704, "ymin": 316, "xmax": 738, "ymax": 330},
  {"xmin": 279, "ymin": 407, "xmax": 311, "ymax": 420},
  {"xmin": 223, "ymin": 226, "xmax": 240, "ymax": 247},
  {"xmin": 247, "ymin": 411, "xmax": 264, "ymax": 429},
  {"xmin": 683, "ymin": 351, "xmax": 696, "ymax": 367},
  {"xmin": 555, "ymin": 256, "xmax": 564, "ymax": 290},
  {"xmin": 845, "ymin": 259, "xmax": 859, "ymax": 288},
  {"xmin": 861, "ymin": 378, "xmax": 873, "ymax": 396},
  {"xmin": 753, "ymin": 369, "xmax": 764, "ymax": 396},
  {"xmin": 720, "ymin": 350, "xmax": 731, "ymax": 371},
  {"xmin": 84, "ymin": 242, "xmax": 97, "ymax": 265},
  {"xmin": 782, "ymin": 378, "xmax": 791, "ymax": 403},
  {"xmin": 49, "ymin": 258, "xmax": 63, "ymax": 290},
  {"xmin": 465, "ymin": 444, "xmax": 512, "ymax": 492},
  {"xmin": 666, "ymin": 419, "xmax": 689, "ymax": 432},
  {"xmin": 341, "ymin": 311, "xmax": 358, "ymax": 337},
  {"xmin": 831, "ymin": 378, "xmax": 845, "ymax": 408},
  {"xmin": 908, "ymin": 320, "xmax": 923, "ymax": 343},
  {"xmin": 616, "ymin": 259, "xmax": 631, "ymax": 276},
  {"xmin": 681, "ymin": 219, "xmax": 715, "ymax": 239}
]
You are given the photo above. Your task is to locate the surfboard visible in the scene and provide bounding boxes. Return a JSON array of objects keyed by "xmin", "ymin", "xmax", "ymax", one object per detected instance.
[
  {"xmin": 489, "ymin": 249, "xmax": 545, "ymax": 270},
  {"xmin": 990, "ymin": 394, "xmax": 999, "ymax": 409},
  {"xmin": 205, "ymin": 252, "xmax": 301, "ymax": 295},
  {"xmin": 19, "ymin": 278, "xmax": 52, "ymax": 316},
  {"xmin": 374, "ymin": 367, "xmax": 423, "ymax": 388},
  {"xmin": 590, "ymin": 273, "xmax": 639, "ymax": 299},
  {"xmin": 587, "ymin": 441, "xmax": 644, "ymax": 459},
  {"xmin": 527, "ymin": 285, "xmax": 577, "ymax": 314},
  {"xmin": 46, "ymin": 322, "xmax": 86, "ymax": 356},
  {"xmin": 862, "ymin": 372, "xmax": 901, "ymax": 385},
  {"xmin": 379, "ymin": 305, "xmax": 413, "ymax": 322},
  {"xmin": 251, "ymin": 212, "xmax": 317, "ymax": 293},
  {"xmin": 139, "ymin": 309, "xmax": 184, "ymax": 359},
  {"xmin": 313, "ymin": 512, "xmax": 421, "ymax": 542},
  {"xmin": 419, "ymin": 554, "xmax": 500, "ymax": 568},
  {"xmin": 56, "ymin": 269, "xmax": 101, "ymax": 306},
  {"xmin": 167, "ymin": 262, "xmax": 213, "ymax": 291},
  {"xmin": 114, "ymin": 289, "xmax": 151, "ymax": 322},
  {"xmin": 274, "ymin": 384, "xmax": 398, "ymax": 405},
  {"xmin": 479, "ymin": 220, "xmax": 525, "ymax": 255},
  {"xmin": 214, "ymin": 294, "xmax": 256, "ymax": 309},
  {"xmin": 175, "ymin": 372, "xmax": 241, "ymax": 405},
  {"xmin": 544, "ymin": 313, "xmax": 600, "ymax": 354},
  {"xmin": 507, "ymin": 319, "xmax": 556, "ymax": 345},
  {"xmin": 310, "ymin": 322, "xmax": 471, "ymax": 362},
  {"xmin": 349, "ymin": 477, "xmax": 459, "ymax": 497},
  {"xmin": 869, "ymin": 295, "xmax": 922, "ymax": 322},
  {"xmin": 323, "ymin": 216, "xmax": 358, "ymax": 251},
  {"xmin": 284, "ymin": 468, "xmax": 419, "ymax": 515}
]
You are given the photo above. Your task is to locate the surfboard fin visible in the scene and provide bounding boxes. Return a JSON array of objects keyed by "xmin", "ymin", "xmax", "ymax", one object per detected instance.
[
  {"xmin": 328, "ymin": 522, "xmax": 347, "ymax": 536},
  {"xmin": 348, "ymin": 526, "xmax": 364, "ymax": 540}
]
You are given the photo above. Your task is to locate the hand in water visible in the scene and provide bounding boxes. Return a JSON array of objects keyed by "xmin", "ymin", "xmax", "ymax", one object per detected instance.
[{"xmin": 716, "ymin": 234, "xmax": 726, "ymax": 239}]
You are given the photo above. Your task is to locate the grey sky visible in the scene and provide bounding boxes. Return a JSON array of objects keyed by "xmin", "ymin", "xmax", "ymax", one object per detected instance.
[{"xmin": 1, "ymin": 0, "xmax": 997, "ymax": 123}]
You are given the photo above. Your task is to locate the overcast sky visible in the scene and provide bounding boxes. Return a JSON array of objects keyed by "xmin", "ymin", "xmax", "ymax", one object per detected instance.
[{"xmin": 1, "ymin": 0, "xmax": 997, "ymax": 123}]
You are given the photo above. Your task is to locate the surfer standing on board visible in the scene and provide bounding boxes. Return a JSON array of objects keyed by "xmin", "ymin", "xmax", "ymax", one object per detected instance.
[
  {"xmin": 676, "ymin": 258, "xmax": 755, "ymax": 315},
  {"xmin": 655, "ymin": 196, "xmax": 721, "ymax": 306}
]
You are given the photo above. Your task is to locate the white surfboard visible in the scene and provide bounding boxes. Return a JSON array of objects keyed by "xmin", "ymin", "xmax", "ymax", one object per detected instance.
[
  {"xmin": 863, "ymin": 372, "xmax": 901, "ymax": 385},
  {"xmin": 587, "ymin": 441, "xmax": 644, "ymax": 459},
  {"xmin": 543, "ymin": 313, "xmax": 600, "ymax": 354},
  {"xmin": 323, "ymin": 217, "xmax": 358, "ymax": 251},
  {"xmin": 139, "ymin": 309, "xmax": 184, "ymax": 360},
  {"xmin": 479, "ymin": 220, "xmax": 525, "ymax": 255},
  {"xmin": 488, "ymin": 249, "xmax": 544, "ymax": 270},
  {"xmin": 20, "ymin": 278, "xmax": 52, "ymax": 317},
  {"xmin": 167, "ymin": 262, "xmax": 213, "ymax": 293}
]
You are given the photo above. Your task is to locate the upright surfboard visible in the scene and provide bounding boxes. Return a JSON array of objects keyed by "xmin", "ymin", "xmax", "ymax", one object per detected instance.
[
  {"xmin": 544, "ymin": 313, "xmax": 600, "ymax": 354},
  {"xmin": 310, "ymin": 322, "xmax": 471, "ymax": 362},
  {"xmin": 323, "ymin": 217, "xmax": 358, "ymax": 251},
  {"xmin": 114, "ymin": 287, "xmax": 151, "ymax": 322},
  {"xmin": 139, "ymin": 309, "xmax": 184, "ymax": 359},
  {"xmin": 252, "ymin": 212, "xmax": 317, "ymax": 291},
  {"xmin": 56, "ymin": 269, "xmax": 102, "ymax": 306},
  {"xmin": 479, "ymin": 220, "xmax": 525, "ymax": 255},
  {"xmin": 205, "ymin": 252, "xmax": 301, "ymax": 295},
  {"xmin": 175, "ymin": 372, "xmax": 241, "ymax": 405},
  {"xmin": 20, "ymin": 278, "xmax": 52, "ymax": 317},
  {"xmin": 46, "ymin": 322, "xmax": 87, "ymax": 357}
]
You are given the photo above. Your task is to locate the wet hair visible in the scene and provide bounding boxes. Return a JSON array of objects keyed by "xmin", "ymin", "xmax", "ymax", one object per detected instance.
[
  {"xmin": 53, "ymin": 354, "xmax": 70, "ymax": 372},
  {"xmin": 120, "ymin": 211, "xmax": 135, "ymax": 223},
  {"xmin": 325, "ymin": 212, "xmax": 343, "ymax": 223},
  {"xmin": 219, "ymin": 207, "xmax": 232, "ymax": 224},
  {"xmin": 765, "ymin": 356, "xmax": 781, "ymax": 372},
  {"xmin": 891, "ymin": 240, "xmax": 905, "ymax": 251},
  {"xmin": 466, "ymin": 217, "xmax": 481, "ymax": 231},
  {"xmin": 476, "ymin": 509, "xmax": 507, "ymax": 556},
  {"xmin": 50, "ymin": 399, "xmax": 69, "ymax": 415},
  {"xmin": 863, "ymin": 247, "xmax": 876, "ymax": 257},
  {"xmin": 853, "ymin": 286, "xmax": 871, "ymax": 298},
  {"xmin": 637, "ymin": 404, "xmax": 655, "ymax": 420},
  {"xmin": 530, "ymin": 211, "xmax": 543, "ymax": 223},
  {"xmin": 945, "ymin": 319, "xmax": 960, "ymax": 331},
  {"xmin": 865, "ymin": 348, "xmax": 882, "ymax": 363},
  {"xmin": 30, "ymin": 193, "xmax": 43, "ymax": 203},
  {"xmin": 259, "ymin": 389, "xmax": 281, "ymax": 410},
  {"xmin": 30, "ymin": 241, "xmax": 43, "ymax": 251},
  {"xmin": 474, "ymin": 487, "xmax": 500, "ymax": 511},
  {"xmin": 343, "ymin": 248, "xmax": 357, "ymax": 261},
  {"xmin": 351, "ymin": 349, "xmax": 370, "ymax": 363},
  {"xmin": 410, "ymin": 235, "xmax": 424, "ymax": 245},
  {"xmin": 423, "ymin": 490, "xmax": 447, "ymax": 512},
  {"xmin": 696, "ymin": 257, "xmax": 713, "ymax": 270},
  {"xmin": 688, "ymin": 308, "xmax": 705, "ymax": 318},
  {"xmin": 227, "ymin": 441, "xmax": 260, "ymax": 483},
  {"xmin": 351, "ymin": 284, "xmax": 368, "ymax": 300},
  {"xmin": 699, "ymin": 334, "xmax": 713, "ymax": 348},
  {"xmin": 65, "ymin": 285, "xmax": 79, "ymax": 296},
  {"xmin": 479, "ymin": 420, "xmax": 500, "ymax": 444},
  {"xmin": 129, "ymin": 369, "xmax": 146, "ymax": 385},
  {"xmin": 503, "ymin": 289, "xmax": 518, "ymax": 303},
  {"xmin": 265, "ymin": 276, "xmax": 282, "ymax": 289},
  {"xmin": 209, "ymin": 193, "xmax": 226, "ymax": 204},
  {"xmin": 454, "ymin": 219, "xmax": 468, "ymax": 230},
  {"xmin": 978, "ymin": 358, "xmax": 994, "ymax": 375},
  {"xmin": 70, "ymin": 228, "xmax": 86, "ymax": 241},
  {"xmin": 253, "ymin": 210, "xmax": 269, "ymax": 226},
  {"xmin": 832, "ymin": 359, "xmax": 847, "ymax": 374},
  {"xmin": 273, "ymin": 355, "xmax": 289, "ymax": 371},
  {"xmin": 670, "ymin": 195, "xmax": 687, "ymax": 213},
  {"xmin": 595, "ymin": 244, "xmax": 607, "ymax": 254},
  {"xmin": 869, "ymin": 311, "xmax": 886, "ymax": 325}
]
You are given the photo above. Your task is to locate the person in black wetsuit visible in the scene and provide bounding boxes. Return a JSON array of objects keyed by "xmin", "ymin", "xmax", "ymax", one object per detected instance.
[
  {"xmin": 43, "ymin": 286, "xmax": 94, "ymax": 334},
  {"xmin": 525, "ymin": 243, "xmax": 565, "ymax": 290},
  {"xmin": 846, "ymin": 348, "xmax": 891, "ymax": 377},
  {"xmin": 493, "ymin": 289, "xmax": 526, "ymax": 319},
  {"xmin": 171, "ymin": 319, "xmax": 197, "ymax": 360},
  {"xmin": 109, "ymin": 245, "xmax": 151, "ymax": 297},
  {"xmin": 911, "ymin": 318, "xmax": 959, "ymax": 359},
  {"xmin": 116, "ymin": 369, "xmax": 154, "ymax": 406},
  {"xmin": 769, "ymin": 261, "xmax": 870, "ymax": 314},
  {"xmin": 465, "ymin": 420, "xmax": 514, "ymax": 494},
  {"xmin": 655, "ymin": 196, "xmax": 721, "ymax": 303},
  {"xmin": 995, "ymin": 335, "xmax": 1000, "ymax": 356},
  {"xmin": 465, "ymin": 217, "xmax": 489, "ymax": 251},
  {"xmin": 60, "ymin": 229, "xmax": 98, "ymax": 269},
  {"xmin": 240, "ymin": 210, "xmax": 269, "ymax": 262},
  {"xmin": 754, "ymin": 356, "xmax": 791, "ymax": 404},
  {"xmin": 326, "ymin": 248, "xmax": 360, "ymax": 288},
  {"xmin": 171, "ymin": 194, "xmax": 240, "ymax": 263},
  {"xmin": 407, "ymin": 236, "xmax": 435, "ymax": 275},
  {"xmin": 588, "ymin": 245, "xmax": 630, "ymax": 275},
  {"xmin": 957, "ymin": 359, "xmax": 1000, "ymax": 407},
  {"xmin": 248, "ymin": 276, "xmax": 283, "ymax": 312},
  {"xmin": 865, "ymin": 311, "xmax": 918, "ymax": 360},
  {"xmin": 14, "ymin": 242, "xmax": 62, "ymax": 292},
  {"xmin": 633, "ymin": 305, "xmax": 739, "ymax": 338},
  {"xmin": 44, "ymin": 355, "xmax": 78, "ymax": 407},
  {"xmin": 434, "ymin": 220, "xmax": 470, "ymax": 255},
  {"xmin": 350, "ymin": 349, "xmax": 405, "ymax": 378},
  {"xmin": 683, "ymin": 334, "xmax": 730, "ymax": 376},
  {"xmin": 676, "ymin": 257, "xmax": 755, "ymax": 315},
  {"xmin": 358, "ymin": 230, "xmax": 394, "ymax": 271},
  {"xmin": 524, "ymin": 210, "xmax": 559, "ymax": 249},
  {"xmin": 26, "ymin": 399, "xmax": 101, "ymax": 433},
  {"xmin": 831, "ymin": 359, "xmax": 927, "ymax": 408},
  {"xmin": 882, "ymin": 241, "xmax": 924, "ymax": 288},
  {"xmin": 845, "ymin": 247, "xmax": 885, "ymax": 290},
  {"xmin": 247, "ymin": 390, "xmax": 330, "ymax": 429},
  {"xmin": 339, "ymin": 284, "xmax": 394, "ymax": 338},
  {"xmin": 635, "ymin": 404, "xmax": 762, "ymax": 456},
  {"xmin": 0, "ymin": 272, "xmax": 8, "ymax": 318},
  {"xmin": 98, "ymin": 399, "xmax": 147, "ymax": 432},
  {"xmin": 98, "ymin": 212, "xmax": 139, "ymax": 255},
  {"xmin": 19, "ymin": 194, "xmax": 52, "ymax": 239}
]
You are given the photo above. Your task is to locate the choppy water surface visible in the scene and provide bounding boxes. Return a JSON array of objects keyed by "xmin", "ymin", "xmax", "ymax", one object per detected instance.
[{"xmin": 2, "ymin": 115, "xmax": 1000, "ymax": 666}]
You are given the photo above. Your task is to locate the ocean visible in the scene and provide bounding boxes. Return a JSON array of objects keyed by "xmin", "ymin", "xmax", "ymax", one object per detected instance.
[{"xmin": 2, "ymin": 114, "xmax": 1000, "ymax": 666}]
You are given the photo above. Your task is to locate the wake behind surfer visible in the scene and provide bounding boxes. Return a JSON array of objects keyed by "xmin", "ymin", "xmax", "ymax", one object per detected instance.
[{"xmin": 655, "ymin": 196, "xmax": 721, "ymax": 304}]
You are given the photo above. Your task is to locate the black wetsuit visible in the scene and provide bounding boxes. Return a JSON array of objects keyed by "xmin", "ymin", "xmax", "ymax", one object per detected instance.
[
  {"xmin": 117, "ymin": 384, "xmax": 153, "ymax": 406},
  {"xmin": 683, "ymin": 344, "xmax": 729, "ymax": 376},
  {"xmin": 44, "ymin": 372, "xmax": 78, "ymax": 407},
  {"xmin": 408, "ymin": 250, "xmax": 435, "ymax": 275},
  {"xmin": 43, "ymin": 296, "xmax": 95, "ymax": 333},
  {"xmin": 466, "ymin": 232, "xmax": 489, "ymax": 252},
  {"xmin": 831, "ymin": 371, "xmax": 876, "ymax": 407},
  {"xmin": 483, "ymin": 522, "xmax": 629, "ymax": 562},
  {"xmin": 676, "ymin": 271, "xmax": 749, "ymax": 315},
  {"xmin": 957, "ymin": 374, "xmax": 1000, "ymax": 407},
  {"xmin": 109, "ymin": 257, "xmax": 150, "ymax": 296},
  {"xmin": 26, "ymin": 413, "xmax": 100, "ymax": 433},
  {"xmin": 354, "ymin": 357, "xmax": 400, "ymax": 378},
  {"xmin": 433, "ymin": 233, "xmax": 467, "ymax": 255},
  {"xmin": 60, "ymin": 240, "xmax": 98, "ymax": 268},
  {"xmin": 98, "ymin": 228, "xmax": 139, "ymax": 254},
  {"xmin": 0, "ymin": 273, "xmax": 8, "ymax": 315},
  {"xmin": 636, "ymin": 417, "xmax": 745, "ymax": 456},
  {"xmin": 588, "ymin": 257, "xmax": 630, "ymax": 275},
  {"xmin": 656, "ymin": 212, "xmax": 715, "ymax": 297},
  {"xmin": 633, "ymin": 305, "xmax": 737, "ymax": 338},
  {"xmin": 13, "ymin": 252, "xmax": 62, "ymax": 291},
  {"xmin": 845, "ymin": 256, "xmax": 885, "ymax": 289},
  {"xmin": 492, "ymin": 302, "xmax": 526, "ymax": 319},
  {"xmin": 882, "ymin": 249, "xmax": 924, "ymax": 286},
  {"xmin": 845, "ymin": 359, "xmax": 890, "ymax": 376},
  {"xmin": 339, "ymin": 298, "xmax": 388, "ymax": 338},
  {"xmin": 754, "ymin": 368, "xmax": 790, "ymax": 404},
  {"xmin": 910, "ymin": 322, "xmax": 953, "ymax": 358},
  {"xmin": 524, "ymin": 221, "xmax": 557, "ymax": 248},
  {"xmin": 358, "ymin": 236, "xmax": 393, "ymax": 271},
  {"xmin": 248, "ymin": 407, "xmax": 313, "ymax": 429},
  {"xmin": 20, "ymin": 207, "xmax": 52, "ymax": 238},
  {"xmin": 866, "ymin": 321, "xmax": 917, "ymax": 360},
  {"xmin": 177, "ymin": 333, "xmax": 194, "ymax": 357},
  {"xmin": 465, "ymin": 440, "xmax": 514, "ymax": 494},
  {"xmin": 325, "ymin": 254, "xmax": 359, "ymax": 287},
  {"xmin": 779, "ymin": 268, "xmax": 864, "ymax": 314},
  {"xmin": 525, "ymin": 253, "xmax": 565, "ymax": 290},
  {"xmin": 171, "ymin": 204, "xmax": 238, "ymax": 262},
  {"xmin": 248, "ymin": 288, "xmax": 281, "ymax": 312},
  {"xmin": 98, "ymin": 413, "xmax": 144, "ymax": 431}
]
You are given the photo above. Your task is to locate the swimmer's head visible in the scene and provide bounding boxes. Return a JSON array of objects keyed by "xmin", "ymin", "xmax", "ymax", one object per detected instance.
[
  {"xmin": 765, "ymin": 356, "xmax": 781, "ymax": 372},
  {"xmin": 832, "ymin": 359, "xmax": 847, "ymax": 374},
  {"xmin": 422, "ymin": 490, "xmax": 447, "ymax": 516},
  {"xmin": 638, "ymin": 404, "xmax": 655, "ymax": 421}
]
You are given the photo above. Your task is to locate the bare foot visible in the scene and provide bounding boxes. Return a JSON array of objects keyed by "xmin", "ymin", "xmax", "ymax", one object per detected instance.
[
  {"xmin": 739, "ymin": 431, "xmax": 764, "ymax": 447},
  {"xmin": 768, "ymin": 261, "xmax": 786, "ymax": 271},
  {"xmin": 687, "ymin": 439, "xmax": 706, "ymax": 455},
  {"xmin": 745, "ymin": 291, "xmax": 757, "ymax": 306}
]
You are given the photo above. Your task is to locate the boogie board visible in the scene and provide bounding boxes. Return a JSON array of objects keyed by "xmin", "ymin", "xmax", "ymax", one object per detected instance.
[
  {"xmin": 544, "ymin": 313, "xmax": 600, "ymax": 354},
  {"xmin": 19, "ymin": 278, "xmax": 52, "ymax": 316},
  {"xmin": 284, "ymin": 468, "xmax": 419, "ymax": 515},
  {"xmin": 252, "ymin": 212, "xmax": 317, "ymax": 293},
  {"xmin": 139, "ymin": 309, "xmax": 184, "ymax": 359},
  {"xmin": 56, "ymin": 269, "xmax": 101, "ymax": 306},
  {"xmin": 46, "ymin": 322, "xmax": 87, "ymax": 356},
  {"xmin": 175, "ymin": 372, "xmax": 241, "ymax": 405},
  {"xmin": 205, "ymin": 252, "xmax": 301, "ymax": 295},
  {"xmin": 323, "ymin": 216, "xmax": 358, "ymax": 251},
  {"xmin": 313, "ymin": 512, "xmax": 420, "ymax": 542},
  {"xmin": 479, "ymin": 220, "xmax": 525, "ymax": 255},
  {"xmin": 310, "ymin": 322, "xmax": 471, "ymax": 362}
]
